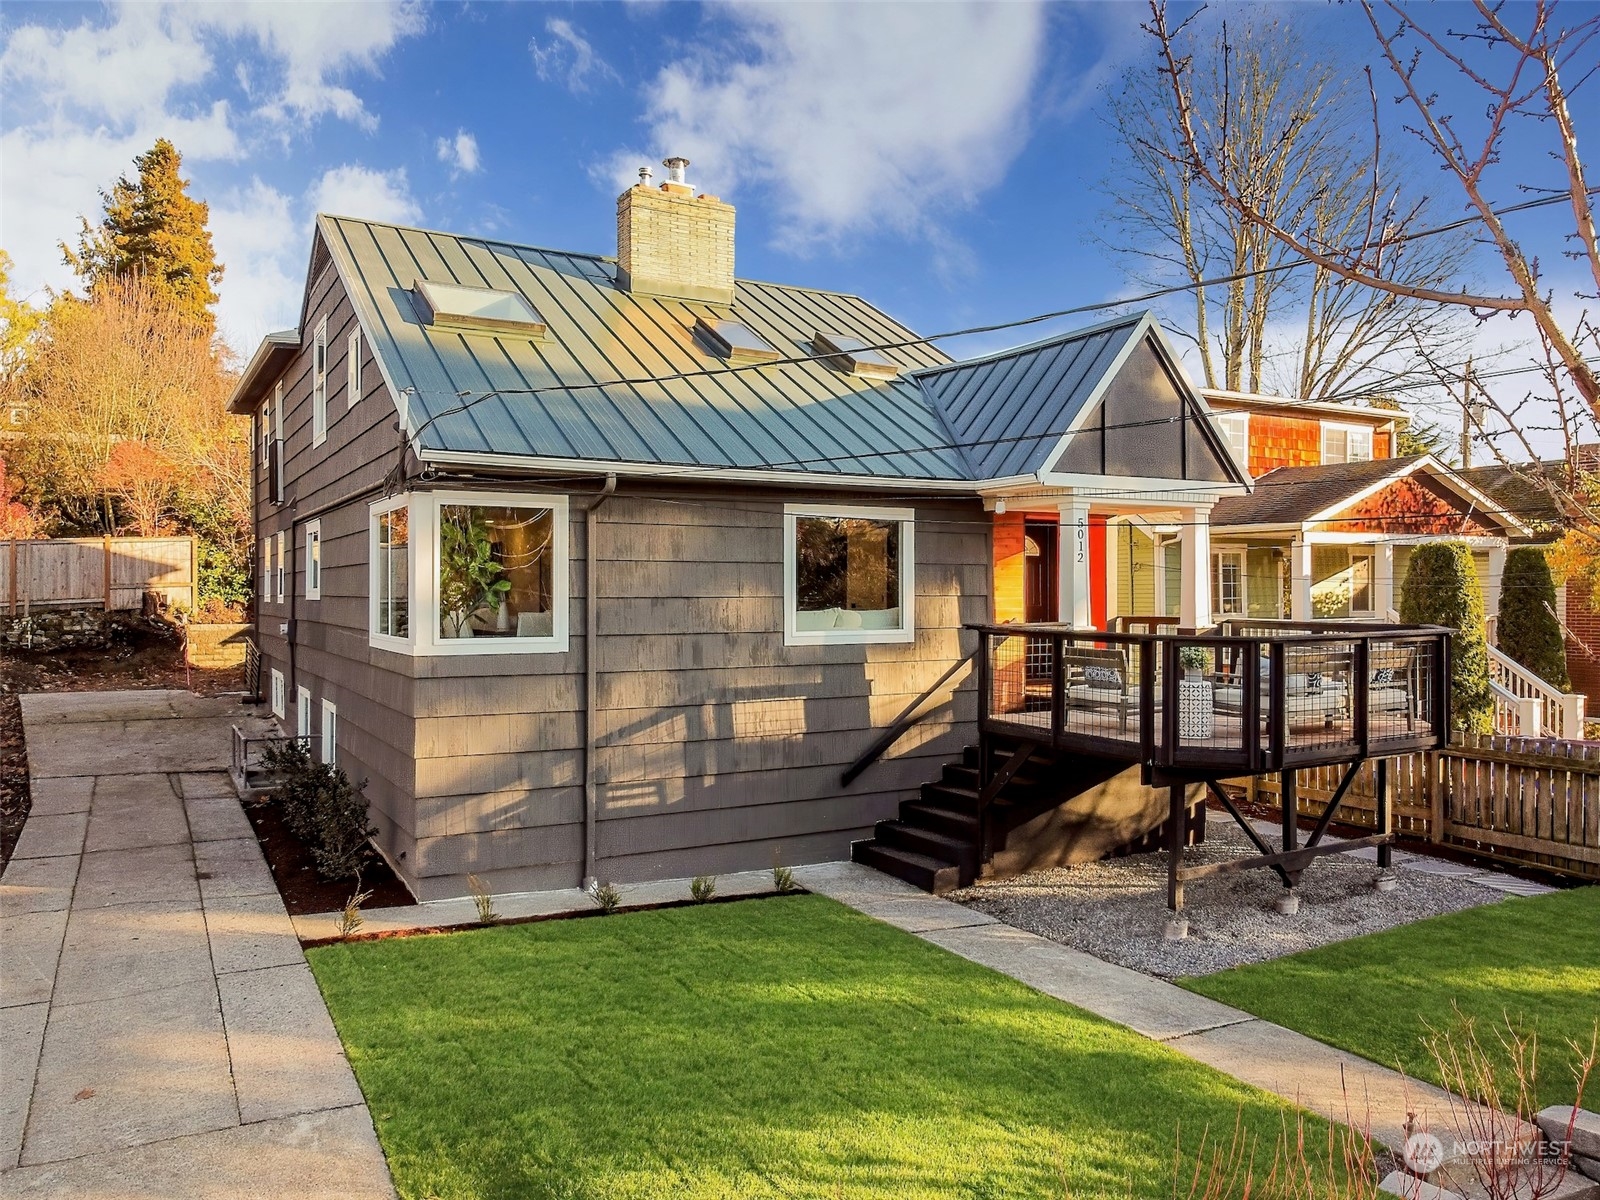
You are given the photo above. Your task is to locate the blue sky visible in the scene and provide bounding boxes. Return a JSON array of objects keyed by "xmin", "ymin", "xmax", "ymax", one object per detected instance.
[{"xmin": 0, "ymin": 1, "xmax": 1587, "ymax": 449}]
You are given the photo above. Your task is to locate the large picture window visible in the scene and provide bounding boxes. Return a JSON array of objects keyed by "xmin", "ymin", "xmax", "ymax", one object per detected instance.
[
  {"xmin": 370, "ymin": 500, "xmax": 410, "ymax": 644},
  {"xmin": 437, "ymin": 501, "xmax": 558, "ymax": 642},
  {"xmin": 784, "ymin": 504, "xmax": 915, "ymax": 645}
]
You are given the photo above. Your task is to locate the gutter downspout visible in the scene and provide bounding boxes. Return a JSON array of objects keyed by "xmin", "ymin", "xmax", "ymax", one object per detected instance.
[{"xmin": 582, "ymin": 472, "xmax": 617, "ymax": 889}]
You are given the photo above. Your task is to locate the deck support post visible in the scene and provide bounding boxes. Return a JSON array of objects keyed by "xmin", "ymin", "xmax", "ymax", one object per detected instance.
[
  {"xmin": 1375, "ymin": 757, "xmax": 1392, "ymax": 870},
  {"xmin": 1165, "ymin": 783, "xmax": 1186, "ymax": 913},
  {"xmin": 1280, "ymin": 768, "xmax": 1298, "ymax": 887}
]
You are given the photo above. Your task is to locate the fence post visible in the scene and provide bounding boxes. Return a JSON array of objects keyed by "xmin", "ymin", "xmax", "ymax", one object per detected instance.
[
  {"xmin": 1426, "ymin": 748, "xmax": 1444, "ymax": 842},
  {"xmin": 6, "ymin": 539, "xmax": 14, "ymax": 615},
  {"xmin": 102, "ymin": 535, "xmax": 112, "ymax": 612},
  {"xmin": 189, "ymin": 535, "xmax": 199, "ymax": 613}
]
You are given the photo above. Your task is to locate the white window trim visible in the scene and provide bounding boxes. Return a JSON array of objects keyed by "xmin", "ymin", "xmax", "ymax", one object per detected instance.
[
  {"xmin": 347, "ymin": 329, "xmax": 361, "ymax": 409},
  {"xmin": 312, "ymin": 318, "xmax": 328, "ymax": 447},
  {"xmin": 273, "ymin": 379, "xmax": 284, "ymax": 502},
  {"xmin": 305, "ymin": 520, "xmax": 322, "ymax": 601},
  {"xmin": 296, "ymin": 685, "xmax": 312, "ymax": 742},
  {"xmin": 1349, "ymin": 548, "xmax": 1377, "ymax": 615},
  {"xmin": 1213, "ymin": 411, "xmax": 1249, "ymax": 463},
  {"xmin": 782, "ymin": 502, "xmax": 917, "ymax": 647},
  {"xmin": 320, "ymin": 698, "xmax": 337, "ymax": 765},
  {"xmin": 1211, "ymin": 548, "xmax": 1246, "ymax": 617},
  {"xmin": 261, "ymin": 536, "xmax": 270, "ymax": 604},
  {"xmin": 368, "ymin": 494, "xmax": 413, "ymax": 652},
  {"xmin": 1321, "ymin": 421, "xmax": 1374, "ymax": 464},
  {"xmin": 259, "ymin": 399, "xmax": 270, "ymax": 470},
  {"xmin": 274, "ymin": 531, "xmax": 286, "ymax": 603},
  {"xmin": 270, "ymin": 669, "xmax": 285, "ymax": 719}
]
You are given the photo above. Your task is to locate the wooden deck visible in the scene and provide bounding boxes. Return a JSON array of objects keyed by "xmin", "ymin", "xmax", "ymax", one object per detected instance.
[{"xmin": 974, "ymin": 620, "xmax": 1450, "ymax": 783}]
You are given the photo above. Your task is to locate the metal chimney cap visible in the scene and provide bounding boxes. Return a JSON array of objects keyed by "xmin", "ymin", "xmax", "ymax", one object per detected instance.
[
  {"xmin": 637, "ymin": 165, "xmax": 653, "ymax": 184},
  {"xmin": 662, "ymin": 156, "xmax": 690, "ymax": 185}
]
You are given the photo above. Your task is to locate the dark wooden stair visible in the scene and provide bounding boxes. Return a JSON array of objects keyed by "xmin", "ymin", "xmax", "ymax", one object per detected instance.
[{"xmin": 850, "ymin": 738, "xmax": 1204, "ymax": 895}]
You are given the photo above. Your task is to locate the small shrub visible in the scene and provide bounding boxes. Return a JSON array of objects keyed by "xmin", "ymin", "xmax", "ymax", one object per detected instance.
[
  {"xmin": 588, "ymin": 879, "xmax": 620, "ymax": 914},
  {"xmin": 307, "ymin": 768, "xmax": 377, "ymax": 883},
  {"xmin": 1400, "ymin": 541, "xmax": 1494, "ymax": 732},
  {"xmin": 1498, "ymin": 548, "xmax": 1570, "ymax": 689},
  {"xmin": 772, "ymin": 863, "xmax": 796, "ymax": 893},
  {"xmin": 467, "ymin": 873, "xmax": 499, "ymax": 925},
  {"xmin": 262, "ymin": 737, "xmax": 318, "ymax": 841},
  {"xmin": 690, "ymin": 874, "xmax": 717, "ymax": 903},
  {"xmin": 338, "ymin": 885, "xmax": 373, "ymax": 938}
]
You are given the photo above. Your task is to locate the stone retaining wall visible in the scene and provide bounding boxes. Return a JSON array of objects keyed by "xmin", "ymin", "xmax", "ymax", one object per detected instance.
[
  {"xmin": 184, "ymin": 622, "xmax": 252, "ymax": 669},
  {"xmin": 0, "ymin": 609, "xmax": 120, "ymax": 651}
]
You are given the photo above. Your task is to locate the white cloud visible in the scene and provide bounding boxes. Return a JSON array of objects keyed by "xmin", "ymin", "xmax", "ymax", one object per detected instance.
[
  {"xmin": 624, "ymin": 2, "xmax": 1048, "ymax": 249},
  {"xmin": 209, "ymin": 178, "xmax": 302, "ymax": 353},
  {"xmin": 308, "ymin": 164, "xmax": 421, "ymax": 225},
  {"xmin": 530, "ymin": 18, "xmax": 618, "ymax": 93},
  {"xmin": 0, "ymin": 1, "xmax": 424, "ymax": 351},
  {"xmin": 436, "ymin": 129, "xmax": 482, "ymax": 177}
]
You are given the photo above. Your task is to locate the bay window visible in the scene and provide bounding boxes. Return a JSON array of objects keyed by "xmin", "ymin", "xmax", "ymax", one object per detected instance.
[
  {"xmin": 370, "ymin": 498, "xmax": 410, "ymax": 646},
  {"xmin": 784, "ymin": 504, "xmax": 915, "ymax": 645}
]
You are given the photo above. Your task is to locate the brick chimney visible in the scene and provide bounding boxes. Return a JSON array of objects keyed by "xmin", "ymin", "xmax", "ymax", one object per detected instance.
[{"xmin": 616, "ymin": 156, "xmax": 735, "ymax": 305}]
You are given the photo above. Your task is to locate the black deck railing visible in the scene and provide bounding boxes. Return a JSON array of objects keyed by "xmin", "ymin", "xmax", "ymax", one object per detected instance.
[{"xmin": 972, "ymin": 620, "xmax": 1451, "ymax": 781}]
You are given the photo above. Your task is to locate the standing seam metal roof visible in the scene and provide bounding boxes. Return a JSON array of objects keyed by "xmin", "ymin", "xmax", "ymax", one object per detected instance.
[{"xmin": 315, "ymin": 216, "xmax": 1230, "ymax": 487}]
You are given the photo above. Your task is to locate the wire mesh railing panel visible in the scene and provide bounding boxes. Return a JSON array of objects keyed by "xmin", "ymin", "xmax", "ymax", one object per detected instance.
[
  {"xmin": 1170, "ymin": 639, "xmax": 1252, "ymax": 759},
  {"xmin": 986, "ymin": 633, "xmax": 1048, "ymax": 730},
  {"xmin": 1281, "ymin": 640, "xmax": 1359, "ymax": 755},
  {"xmin": 1059, "ymin": 634, "xmax": 1141, "ymax": 750},
  {"xmin": 1368, "ymin": 636, "xmax": 1439, "ymax": 745}
]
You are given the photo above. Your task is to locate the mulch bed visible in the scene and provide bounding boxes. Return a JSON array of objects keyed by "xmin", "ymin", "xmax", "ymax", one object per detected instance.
[
  {"xmin": 241, "ymin": 790, "xmax": 413, "ymax": 915},
  {"xmin": 0, "ymin": 618, "xmax": 245, "ymax": 868}
]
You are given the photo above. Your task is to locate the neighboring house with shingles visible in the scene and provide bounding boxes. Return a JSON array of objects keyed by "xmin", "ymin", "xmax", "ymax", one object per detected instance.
[
  {"xmin": 1202, "ymin": 394, "xmax": 1527, "ymax": 623},
  {"xmin": 227, "ymin": 161, "xmax": 1268, "ymax": 900}
]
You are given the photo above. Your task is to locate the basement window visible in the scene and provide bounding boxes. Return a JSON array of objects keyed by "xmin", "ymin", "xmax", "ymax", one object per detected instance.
[
  {"xmin": 412, "ymin": 279, "xmax": 546, "ymax": 337},
  {"xmin": 695, "ymin": 316, "xmax": 778, "ymax": 363},
  {"xmin": 813, "ymin": 331, "xmax": 899, "ymax": 378}
]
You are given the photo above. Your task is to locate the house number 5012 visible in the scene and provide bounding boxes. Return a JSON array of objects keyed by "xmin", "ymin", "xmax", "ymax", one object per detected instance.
[{"xmin": 1076, "ymin": 517, "xmax": 1087, "ymax": 564}]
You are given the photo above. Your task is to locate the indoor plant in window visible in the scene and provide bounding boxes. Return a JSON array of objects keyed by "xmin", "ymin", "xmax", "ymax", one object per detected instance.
[{"xmin": 439, "ymin": 510, "xmax": 511, "ymax": 639}]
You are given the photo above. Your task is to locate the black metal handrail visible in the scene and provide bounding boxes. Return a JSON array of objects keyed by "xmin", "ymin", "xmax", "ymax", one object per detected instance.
[
  {"xmin": 968, "ymin": 620, "xmax": 1451, "ymax": 781},
  {"xmin": 839, "ymin": 646, "xmax": 979, "ymax": 786}
]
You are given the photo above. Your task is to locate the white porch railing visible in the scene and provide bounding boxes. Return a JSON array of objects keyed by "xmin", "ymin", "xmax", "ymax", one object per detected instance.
[{"xmin": 1487, "ymin": 643, "xmax": 1587, "ymax": 739}]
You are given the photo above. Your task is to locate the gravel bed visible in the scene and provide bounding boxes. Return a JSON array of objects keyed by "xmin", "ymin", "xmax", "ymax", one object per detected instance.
[{"xmin": 949, "ymin": 823, "xmax": 1504, "ymax": 979}]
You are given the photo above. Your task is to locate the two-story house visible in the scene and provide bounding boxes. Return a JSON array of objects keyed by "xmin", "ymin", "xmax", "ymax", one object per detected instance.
[{"xmin": 1201, "ymin": 392, "xmax": 1526, "ymax": 622}]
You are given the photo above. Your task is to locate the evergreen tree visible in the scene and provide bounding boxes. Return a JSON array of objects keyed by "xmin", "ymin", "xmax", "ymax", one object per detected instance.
[
  {"xmin": 1399, "ymin": 541, "xmax": 1494, "ymax": 733},
  {"xmin": 63, "ymin": 139, "xmax": 222, "ymax": 333},
  {"xmin": 1497, "ymin": 547, "xmax": 1569, "ymax": 689}
]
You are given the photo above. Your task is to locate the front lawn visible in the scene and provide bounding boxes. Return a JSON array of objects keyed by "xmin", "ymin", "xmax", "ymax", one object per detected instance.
[
  {"xmin": 1182, "ymin": 886, "xmax": 1600, "ymax": 1111},
  {"xmin": 309, "ymin": 894, "xmax": 1317, "ymax": 1200}
]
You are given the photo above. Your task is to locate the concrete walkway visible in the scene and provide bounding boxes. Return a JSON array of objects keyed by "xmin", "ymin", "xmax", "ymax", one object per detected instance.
[{"xmin": 0, "ymin": 691, "xmax": 394, "ymax": 1199}]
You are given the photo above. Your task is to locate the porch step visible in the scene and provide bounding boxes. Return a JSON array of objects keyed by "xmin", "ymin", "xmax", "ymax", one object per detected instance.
[
  {"xmin": 940, "ymin": 763, "xmax": 1049, "ymax": 794},
  {"xmin": 874, "ymin": 820, "xmax": 978, "ymax": 873},
  {"xmin": 899, "ymin": 800, "xmax": 979, "ymax": 841},
  {"xmin": 920, "ymin": 782, "xmax": 982, "ymax": 811},
  {"xmin": 850, "ymin": 841, "xmax": 964, "ymax": 895}
]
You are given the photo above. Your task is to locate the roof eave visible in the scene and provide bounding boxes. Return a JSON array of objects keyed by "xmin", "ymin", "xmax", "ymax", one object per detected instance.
[{"xmin": 225, "ymin": 330, "xmax": 300, "ymax": 414}]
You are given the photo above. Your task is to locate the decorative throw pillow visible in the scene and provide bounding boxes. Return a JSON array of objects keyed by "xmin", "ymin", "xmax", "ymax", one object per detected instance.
[
  {"xmin": 1083, "ymin": 665, "xmax": 1122, "ymax": 688},
  {"xmin": 1305, "ymin": 671, "xmax": 1323, "ymax": 692},
  {"xmin": 1371, "ymin": 666, "xmax": 1395, "ymax": 685}
]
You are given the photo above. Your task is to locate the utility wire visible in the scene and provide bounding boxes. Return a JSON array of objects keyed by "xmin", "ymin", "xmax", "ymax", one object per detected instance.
[{"xmin": 395, "ymin": 188, "xmax": 1592, "ymax": 457}]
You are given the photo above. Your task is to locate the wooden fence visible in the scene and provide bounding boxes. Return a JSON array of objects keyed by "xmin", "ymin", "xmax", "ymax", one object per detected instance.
[
  {"xmin": 0, "ymin": 537, "xmax": 196, "ymax": 614},
  {"xmin": 1232, "ymin": 732, "xmax": 1600, "ymax": 880}
]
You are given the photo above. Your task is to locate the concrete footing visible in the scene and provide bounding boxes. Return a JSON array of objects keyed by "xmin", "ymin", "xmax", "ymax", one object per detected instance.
[{"xmin": 1274, "ymin": 891, "xmax": 1300, "ymax": 915}]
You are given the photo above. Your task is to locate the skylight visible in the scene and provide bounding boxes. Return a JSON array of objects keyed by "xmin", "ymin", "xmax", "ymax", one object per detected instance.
[
  {"xmin": 413, "ymin": 279, "xmax": 546, "ymax": 336},
  {"xmin": 694, "ymin": 316, "xmax": 778, "ymax": 363},
  {"xmin": 813, "ymin": 331, "xmax": 899, "ymax": 378}
]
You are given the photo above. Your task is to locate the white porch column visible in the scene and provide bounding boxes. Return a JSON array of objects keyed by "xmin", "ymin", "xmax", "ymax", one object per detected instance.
[
  {"xmin": 1486, "ymin": 543, "xmax": 1507, "ymax": 627},
  {"xmin": 1291, "ymin": 535, "xmax": 1313, "ymax": 621},
  {"xmin": 1179, "ymin": 504, "xmax": 1212, "ymax": 629},
  {"xmin": 1104, "ymin": 518, "xmax": 1121, "ymax": 624},
  {"xmin": 1375, "ymin": 542, "xmax": 1395, "ymax": 619},
  {"xmin": 1057, "ymin": 495, "xmax": 1092, "ymax": 628}
]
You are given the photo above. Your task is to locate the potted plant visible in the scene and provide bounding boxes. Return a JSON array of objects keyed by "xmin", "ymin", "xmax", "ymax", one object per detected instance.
[
  {"xmin": 439, "ymin": 511, "xmax": 512, "ymax": 638},
  {"xmin": 1178, "ymin": 645, "xmax": 1209, "ymax": 678}
]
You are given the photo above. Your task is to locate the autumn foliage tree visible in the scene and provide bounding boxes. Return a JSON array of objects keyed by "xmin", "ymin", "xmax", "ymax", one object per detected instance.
[{"xmin": 98, "ymin": 440, "xmax": 178, "ymax": 537}]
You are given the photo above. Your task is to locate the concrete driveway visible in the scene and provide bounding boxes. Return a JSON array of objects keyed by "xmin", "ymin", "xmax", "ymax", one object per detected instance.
[{"xmin": 0, "ymin": 691, "xmax": 395, "ymax": 1199}]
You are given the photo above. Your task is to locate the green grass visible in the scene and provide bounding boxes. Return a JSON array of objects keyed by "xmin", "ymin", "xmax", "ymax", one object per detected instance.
[
  {"xmin": 309, "ymin": 894, "xmax": 1315, "ymax": 1200},
  {"xmin": 1182, "ymin": 886, "xmax": 1600, "ymax": 1111}
]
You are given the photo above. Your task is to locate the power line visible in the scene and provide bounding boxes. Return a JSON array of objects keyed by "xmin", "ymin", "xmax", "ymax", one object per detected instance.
[{"xmin": 397, "ymin": 189, "xmax": 1592, "ymax": 458}]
